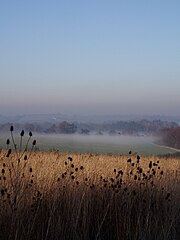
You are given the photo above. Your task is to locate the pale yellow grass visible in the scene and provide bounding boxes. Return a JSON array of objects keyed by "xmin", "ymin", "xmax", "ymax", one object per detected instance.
[{"xmin": 1, "ymin": 150, "xmax": 179, "ymax": 192}]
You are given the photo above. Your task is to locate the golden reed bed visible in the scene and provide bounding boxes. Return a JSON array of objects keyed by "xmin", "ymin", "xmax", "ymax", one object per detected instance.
[{"xmin": 0, "ymin": 147, "xmax": 180, "ymax": 240}]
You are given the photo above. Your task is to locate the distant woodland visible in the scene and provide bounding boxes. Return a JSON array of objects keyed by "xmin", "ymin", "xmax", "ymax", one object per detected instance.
[
  {"xmin": 159, "ymin": 127, "xmax": 180, "ymax": 150},
  {"xmin": 0, "ymin": 119, "xmax": 178, "ymax": 134}
]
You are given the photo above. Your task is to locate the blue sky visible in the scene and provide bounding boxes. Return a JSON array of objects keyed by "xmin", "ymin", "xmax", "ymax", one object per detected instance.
[{"xmin": 0, "ymin": 0, "xmax": 180, "ymax": 116}]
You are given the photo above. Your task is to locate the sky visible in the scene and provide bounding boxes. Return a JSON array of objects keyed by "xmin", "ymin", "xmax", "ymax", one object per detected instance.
[{"xmin": 0, "ymin": 0, "xmax": 180, "ymax": 116}]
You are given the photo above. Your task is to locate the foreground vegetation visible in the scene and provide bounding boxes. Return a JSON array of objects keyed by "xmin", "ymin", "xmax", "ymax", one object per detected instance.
[{"xmin": 0, "ymin": 128, "xmax": 180, "ymax": 240}]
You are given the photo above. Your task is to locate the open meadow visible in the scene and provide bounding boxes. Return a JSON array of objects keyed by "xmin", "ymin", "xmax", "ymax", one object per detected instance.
[
  {"xmin": 0, "ymin": 133, "xmax": 180, "ymax": 240},
  {"xmin": 0, "ymin": 133, "xmax": 178, "ymax": 156}
]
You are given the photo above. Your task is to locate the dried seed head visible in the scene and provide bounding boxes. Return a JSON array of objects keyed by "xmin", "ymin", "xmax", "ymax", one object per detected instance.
[
  {"xmin": 24, "ymin": 155, "xmax": 27, "ymax": 160},
  {"xmin": 6, "ymin": 139, "xmax": 10, "ymax": 145},
  {"xmin": 10, "ymin": 126, "xmax": 14, "ymax": 132},
  {"xmin": 2, "ymin": 169, "xmax": 5, "ymax": 174},
  {"xmin": 137, "ymin": 155, "xmax": 140, "ymax": 160},
  {"xmin": 20, "ymin": 130, "xmax": 24, "ymax": 137},
  {"xmin": 75, "ymin": 168, "xmax": 78, "ymax": 172},
  {"xmin": 1, "ymin": 189, "xmax": 5, "ymax": 196},
  {"xmin": 149, "ymin": 161, "xmax": 152, "ymax": 169},
  {"xmin": 71, "ymin": 164, "xmax": 74, "ymax": 168},
  {"xmin": 57, "ymin": 178, "xmax": 60, "ymax": 181},
  {"xmin": 80, "ymin": 166, "xmax": 84, "ymax": 170},
  {"xmin": 68, "ymin": 157, "xmax": 73, "ymax": 161},
  {"xmin": 118, "ymin": 170, "xmax": 123, "ymax": 175},
  {"xmin": 129, "ymin": 151, "xmax": 132, "ymax": 154},
  {"xmin": 29, "ymin": 131, "xmax": 32, "ymax": 137},
  {"xmin": 6, "ymin": 149, "xmax": 12, "ymax": 157},
  {"xmin": 32, "ymin": 140, "xmax": 36, "ymax": 146},
  {"xmin": 127, "ymin": 158, "xmax": 131, "ymax": 163},
  {"xmin": 165, "ymin": 193, "xmax": 171, "ymax": 199},
  {"xmin": 29, "ymin": 167, "xmax": 33, "ymax": 173}
]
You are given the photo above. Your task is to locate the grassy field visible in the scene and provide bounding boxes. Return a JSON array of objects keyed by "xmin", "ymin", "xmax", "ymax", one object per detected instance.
[
  {"xmin": 0, "ymin": 133, "xmax": 178, "ymax": 156},
  {"xmin": 0, "ymin": 146, "xmax": 180, "ymax": 239}
]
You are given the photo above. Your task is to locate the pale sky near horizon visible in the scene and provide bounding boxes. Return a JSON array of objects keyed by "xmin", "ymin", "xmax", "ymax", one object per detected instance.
[{"xmin": 0, "ymin": 0, "xmax": 180, "ymax": 116}]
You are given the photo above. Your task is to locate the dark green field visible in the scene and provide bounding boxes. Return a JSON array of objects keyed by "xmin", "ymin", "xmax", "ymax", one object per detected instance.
[{"xmin": 0, "ymin": 133, "xmax": 177, "ymax": 156}]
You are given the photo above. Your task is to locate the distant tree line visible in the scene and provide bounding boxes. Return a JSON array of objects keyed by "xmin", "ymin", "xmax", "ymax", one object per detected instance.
[
  {"xmin": 159, "ymin": 127, "xmax": 180, "ymax": 150},
  {"xmin": 0, "ymin": 120, "xmax": 178, "ymax": 135}
]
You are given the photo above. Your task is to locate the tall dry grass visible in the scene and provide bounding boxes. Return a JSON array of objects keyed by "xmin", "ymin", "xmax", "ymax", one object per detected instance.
[{"xmin": 0, "ymin": 128, "xmax": 180, "ymax": 240}]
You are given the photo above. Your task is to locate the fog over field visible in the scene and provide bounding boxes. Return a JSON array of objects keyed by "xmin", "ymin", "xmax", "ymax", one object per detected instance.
[{"xmin": 27, "ymin": 133, "xmax": 174, "ymax": 156}]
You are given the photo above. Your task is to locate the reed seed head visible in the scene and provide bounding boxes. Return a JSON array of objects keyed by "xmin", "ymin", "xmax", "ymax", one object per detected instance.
[
  {"xmin": 6, "ymin": 149, "xmax": 12, "ymax": 157},
  {"xmin": 118, "ymin": 170, "xmax": 123, "ymax": 175},
  {"xmin": 20, "ymin": 130, "xmax": 24, "ymax": 136},
  {"xmin": 68, "ymin": 157, "xmax": 73, "ymax": 161},
  {"xmin": 149, "ymin": 161, "xmax": 152, "ymax": 169},
  {"xmin": 1, "ymin": 189, "xmax": 5, "ymax": 196}
]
